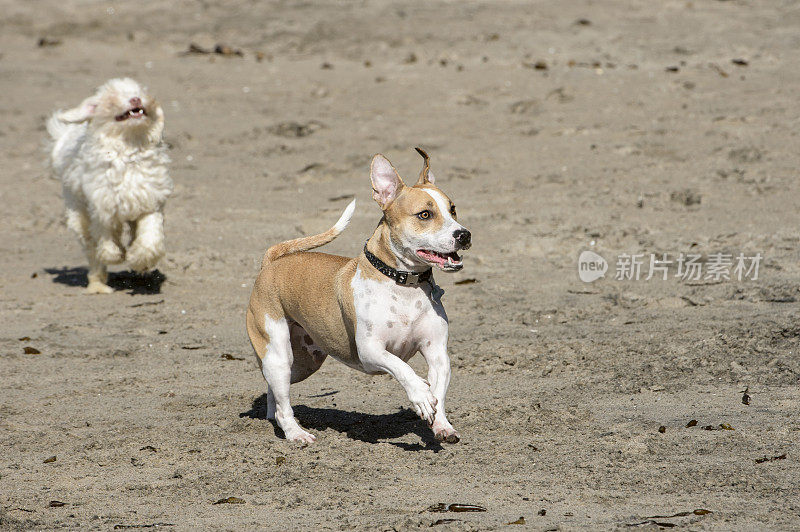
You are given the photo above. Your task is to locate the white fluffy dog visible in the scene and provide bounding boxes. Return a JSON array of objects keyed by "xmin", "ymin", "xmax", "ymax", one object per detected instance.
[{"xmin": 47, "ymin": 78, "xmax": 172, "ymax": 294}]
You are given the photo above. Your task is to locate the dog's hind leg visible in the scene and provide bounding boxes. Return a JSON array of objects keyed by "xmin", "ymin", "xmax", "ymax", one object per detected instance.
[
  {"xmin": 288, "ymin": 320, "xmax": 328, "ymax": 384},
  {"xmin": 262, "ymin": 322, "xmax": 326, "ymax": 422},
  {"xmin": 246, "ymin": 308, "xmax": 275, "ymax": 418},
  {"xmin": 257, "ymin": 314, "xmax": 317, "ymax": 443}
]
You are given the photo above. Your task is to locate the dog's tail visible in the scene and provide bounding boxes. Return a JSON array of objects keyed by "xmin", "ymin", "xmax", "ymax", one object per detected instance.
[{"xmin": 261, "ymin": 199, "xmax": 356, "ymax": 267}]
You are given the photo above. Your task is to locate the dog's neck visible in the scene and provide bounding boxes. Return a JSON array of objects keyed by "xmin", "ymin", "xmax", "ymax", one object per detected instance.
[{"xmin": 363, "ymin": 219, "xmax": 429, "ymax": 273}]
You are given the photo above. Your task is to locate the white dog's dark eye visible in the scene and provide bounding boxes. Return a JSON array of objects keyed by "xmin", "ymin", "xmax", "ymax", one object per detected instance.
[
  {"xmin": 417, "ymin": 210, "xmax": 432, "ymax": 220},
  {"xmin": 450, "ymin": 205, "xmax": 457, "ymax": 216}
]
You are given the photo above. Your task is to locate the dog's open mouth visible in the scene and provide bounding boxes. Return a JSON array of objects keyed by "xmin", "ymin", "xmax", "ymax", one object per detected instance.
[
  {"xmin": 115, "ymin": 107, "xmax": 146, "ymax": 121},
  {"xmin": 416, "ymin": 249, "xmax": 463, "ymax": 271}
]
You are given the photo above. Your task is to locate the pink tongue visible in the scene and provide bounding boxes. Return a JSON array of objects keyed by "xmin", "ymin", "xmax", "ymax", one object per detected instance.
[{"xmin": 417, "ymin": 250, "xmax": 446, "ymax": 266}]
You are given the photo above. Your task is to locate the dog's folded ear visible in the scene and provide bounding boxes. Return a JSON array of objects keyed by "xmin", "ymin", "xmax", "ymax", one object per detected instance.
[
  {"xmin": 414, "ymin": 147, "xmax": 435, "ymax": 185},
  {"xmin": 370, "ymin": 154, "xmax": 404, "ymax": 208},
  {"xmin": 58, "ymin": 96, "xmax": 99, "ymax": 124}
]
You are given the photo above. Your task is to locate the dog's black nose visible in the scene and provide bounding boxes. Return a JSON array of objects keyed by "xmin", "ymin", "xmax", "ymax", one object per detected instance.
[{"xmin": 454, "ymin": 229, "xmax": 471, "ymax": 248}]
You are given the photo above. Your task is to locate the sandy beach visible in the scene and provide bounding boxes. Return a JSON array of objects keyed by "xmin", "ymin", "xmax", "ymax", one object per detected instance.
[{"xmin": 1, "ymin": 1, "xmax": 799, "ymax": 529}]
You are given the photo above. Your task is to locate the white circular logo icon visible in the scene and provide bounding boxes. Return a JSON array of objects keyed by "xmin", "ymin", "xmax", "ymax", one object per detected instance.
[{"xmin": 578, "ymin": 250, "xmax": 608, "ymax": 283}]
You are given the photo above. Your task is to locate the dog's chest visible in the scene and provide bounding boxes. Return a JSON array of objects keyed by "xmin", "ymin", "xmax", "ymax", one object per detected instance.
[
  {"xmin": 351, "ymin": 270, "xmax": 445, "ymax": 360},
  {"xmin": 102, "ymin": 147, "xmax": 166, "ymax": 184},
  {"xmin": 81, "ymin": 140, "xmax": 172, "ymax": 218}
]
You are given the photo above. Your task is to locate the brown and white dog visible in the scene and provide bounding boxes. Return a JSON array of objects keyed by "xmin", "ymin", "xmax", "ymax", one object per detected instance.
[{"xmin": 246, "ymin": 149, "xmax": 471, "ymax": 443}]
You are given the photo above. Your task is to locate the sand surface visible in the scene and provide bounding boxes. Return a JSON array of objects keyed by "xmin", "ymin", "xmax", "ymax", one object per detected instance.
[{"xmin": 1, "ymin": 1, "xmax": 799, "ymax": 529}]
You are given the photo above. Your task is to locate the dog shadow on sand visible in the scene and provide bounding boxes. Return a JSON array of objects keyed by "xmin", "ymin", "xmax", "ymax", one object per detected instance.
[
  {"xmin": 240, "ymin": 394, "xmax": 444, "ymax": 452},
  {"xmin": 44, "ymin": 266, "xmax": 166, "ymax": 295}
]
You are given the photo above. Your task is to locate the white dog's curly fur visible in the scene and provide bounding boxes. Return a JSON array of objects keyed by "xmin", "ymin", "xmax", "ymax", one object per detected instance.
[{"xmin": 47, "ymin": 78, "xmax": 172, "ymax": 294}]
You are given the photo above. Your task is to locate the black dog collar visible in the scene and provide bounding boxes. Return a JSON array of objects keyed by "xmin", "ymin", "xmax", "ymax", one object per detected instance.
[{"xmin": 363, "ymin": 244, "xmax": 432, "ymax": 285}]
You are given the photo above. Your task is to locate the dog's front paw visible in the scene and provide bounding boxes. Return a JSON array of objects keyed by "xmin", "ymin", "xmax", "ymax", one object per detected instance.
[
  {"xmin": 432, "ymin": 421, "xmax": 461, "ymax": 443},
  {"xmin": 126, "ymin": 240, "xmax": 165, "ymax": 273},
  {"xmin": 85, "ymin": 281, "xmax": 114, "ymax": 294},
  {"xmin": 96, "ymin": 240, "xmax": 124, "ymax": 264},
  {"xmin": 407, "ymin": 381, "xmax": 438, "ymax": 425}
]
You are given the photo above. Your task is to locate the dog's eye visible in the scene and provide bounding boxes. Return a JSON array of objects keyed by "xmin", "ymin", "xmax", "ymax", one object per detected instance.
[
  {"xmin": 450, "ymin": 205, "xmax": 457, "ymax": 216},
  {"xmin": 416, "ymin": 210, "xmax": 432, "ymax": 220}
]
